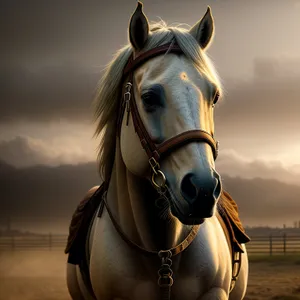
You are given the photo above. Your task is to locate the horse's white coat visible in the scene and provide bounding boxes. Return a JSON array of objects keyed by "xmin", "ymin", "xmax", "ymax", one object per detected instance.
[{"xmin": 66, "ymin": 4, "xmax": 249, "ymax": 300}]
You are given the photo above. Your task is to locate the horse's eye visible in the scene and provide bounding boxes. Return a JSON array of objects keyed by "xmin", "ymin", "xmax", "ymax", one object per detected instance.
[
  {"xmin": 141, "ymin": 93, "xmax": 159, "ymax": 113},
  {"xmin": 142, "ymin": 93, "xmax": 155, "ymax": 105},
  {"xmin": 141, "ymin": 84, "xmax": 165, "ymax": 112},
  {"xmin": 141, "ymin": 86, "xmax": 165, "ymax": 112}
]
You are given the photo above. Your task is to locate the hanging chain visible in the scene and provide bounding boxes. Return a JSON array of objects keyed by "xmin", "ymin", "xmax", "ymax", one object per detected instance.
[{"xmin": 158, "ymin": 250, "xmax": 173, "ymax": 300}]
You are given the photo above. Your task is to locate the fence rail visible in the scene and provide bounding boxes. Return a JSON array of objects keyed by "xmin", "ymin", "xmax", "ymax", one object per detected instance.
[
  {"xmin": 0, "ymin": 234, "xmax": 300, "ymax": 255},
  {"xmin": 0, "ymin": 234, "xmax": 67, "ymax": 251},
  {"xmin": 246, "ymin": 234, "xmax": 300, "ymax": 255}
]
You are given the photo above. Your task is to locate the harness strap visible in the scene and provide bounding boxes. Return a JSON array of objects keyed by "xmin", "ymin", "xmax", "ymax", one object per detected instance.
[
  {"xmin": 157, "ymin": 129, "xmax": 218, "ymax": 160},
  {"xmin": 78, "ymin": 183, "xmax": 243, "ymax": 298},
  {"xmin": 100, "ymin": 190, "xmax": 200, "ymax": 257},
  {"xmin": 98, "ymin": 188, "xmax": 200, "ymax": 300},
  {"xmin": 217, "ymin": 212, "xmax": 243, "ymax": 293}
]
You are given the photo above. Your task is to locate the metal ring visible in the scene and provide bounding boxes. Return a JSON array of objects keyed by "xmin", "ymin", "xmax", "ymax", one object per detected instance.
[
  {"xmin": 157, "ymin": 276, "xmax": 173, "ymax": 287},
  {"xmin": 158, "ymin": 266, "xmax": 173, "ymax": 277},
  {"xmin": 158, "ymin": 250, "xmax": 172, "ymax": 259},
  {"xmin": 152, "ymin": 170, "xmax": 166, "ymax": 188}
]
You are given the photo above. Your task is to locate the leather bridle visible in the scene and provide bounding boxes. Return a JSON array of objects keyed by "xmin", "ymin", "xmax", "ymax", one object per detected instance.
[
  {"xmin": 117, "ymin": 42, "xmax": 219, "ymax": 191},
  {"xmin": 105, "ymin": 42, "xmax": 229, "ymax": 300}
]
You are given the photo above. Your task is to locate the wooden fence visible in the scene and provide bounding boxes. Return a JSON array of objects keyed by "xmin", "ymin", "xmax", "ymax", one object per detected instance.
[
  {"xmin": 0, "ymin": 234, "xmax": 300, "ymax": 255},
  {"xmin": 246, "ymin": 234, "xmax": 300, "ymax": 255},
  {"xmin": 0, "ymin": 234, "xmax": 67, "ymax": 251}
]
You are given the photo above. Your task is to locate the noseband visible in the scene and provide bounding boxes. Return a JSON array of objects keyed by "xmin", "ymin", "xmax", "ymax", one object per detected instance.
[{"xmin": 117, "ymin": 42, "xmax": 219, "ymax": 191}]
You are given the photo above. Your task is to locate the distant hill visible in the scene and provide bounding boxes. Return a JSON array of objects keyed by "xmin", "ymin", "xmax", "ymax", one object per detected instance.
[
  {"xmin": 0, "ymin": 161, "xmax": 99, "ymax": 219},
  {"xmin": 0, "ymin": 159, "xmax": 15, "ymax": 173},
  {"xmin": 0, "ymin": 161, "xmax": 299, "ymax": 227}
]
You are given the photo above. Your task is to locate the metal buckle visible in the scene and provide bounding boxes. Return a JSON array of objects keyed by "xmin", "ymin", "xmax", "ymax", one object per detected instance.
[
  {"xmin": 123, "ymin": 82, "xmax": 132, "ymax": 126},
  {"xmin": 152, "ymin": 170, "xmax": 166, "ymax": 189},
  {"xmin": 124, "ymin": 91, "xmax": 131, "ymax": 103},
  {"xmin": 229, "ymin": 251, "xmax": 242, "ymax": 293},
  {"xmin": 232, "ymin": 251, "xmax": 242, "ymax": 279},
  {"xmin": 149, "ymin": 157, "xmax": 160, "ymax": 174},
  {"xmin": 123, "ymin": 82, "xmax": 132, "ymax": 103},
  {"xmin": 125, "ymin": 82, "xmax": 132, "ymax": 90},
  {"xmin": 149, "ymin": 157, "xmax": 166, "ymax": 190}
]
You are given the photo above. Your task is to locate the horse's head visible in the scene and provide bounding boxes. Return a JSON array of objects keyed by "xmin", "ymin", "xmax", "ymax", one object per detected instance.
[{"xmin": 120, "ymin": 3, "xmax": 222, "ymax": 225}]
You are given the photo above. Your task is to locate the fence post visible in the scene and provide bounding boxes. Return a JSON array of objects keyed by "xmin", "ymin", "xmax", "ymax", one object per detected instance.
[
  {"xmin": 269, "ymin": 234, "xmax": 273, "ymax": 256},
  {"xmin": 49, "ymin": 233, "xmax": 52, "ymax": 251},
  {"xmin": 283, "ymin": 233, "xmax": 286, "ymax": 255}
]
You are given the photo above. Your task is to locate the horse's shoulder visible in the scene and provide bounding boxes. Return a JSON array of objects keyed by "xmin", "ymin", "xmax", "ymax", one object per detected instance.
[{"xmin": 65, "ymin": 183, "xmax": 105, "ymax": 257}]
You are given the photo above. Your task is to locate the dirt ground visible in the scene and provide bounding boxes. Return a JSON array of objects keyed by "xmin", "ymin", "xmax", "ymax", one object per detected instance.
[
  {"xmin": 245, "ymin": 256, "xmax": 300, "ymax": 300},
  {"xmin": 0, "ymin": 251, "xmax": 300, "ymax": 300}
]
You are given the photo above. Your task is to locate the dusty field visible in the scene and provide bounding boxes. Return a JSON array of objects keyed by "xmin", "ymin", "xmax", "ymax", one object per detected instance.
[
  {"xmin": 245, "ymin": 256, "xmax": 300, "ymax": 300},
  {"xmin": 0, "ymin": 251, "xmax": 300, "ymax": 300}
]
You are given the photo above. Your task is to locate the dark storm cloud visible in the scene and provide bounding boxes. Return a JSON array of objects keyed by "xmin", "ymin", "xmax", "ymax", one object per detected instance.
[
  {"xmin": 0, "ymin": 0, "xmax": 127, "ymax": 61},
  {"xmin": 0, "ymin": 0, "xmax": 129, "ymax": 122},
  {"xmin": 0, "ymin": 136, "xmax": 94, "ymax": 167},
  {"xmin": 0, "ymin": 64, "xmax": 99, "ymax": 122},
  {"xmin": 1, "ymin": 0, "xmax": 300, "ymax": 136},
  {"xmin": 0, "ymin": 161, "xmax": 300, "ymax": 226},
  {"xmin": 1, "ymin": 61, "xmax": 299, "ymax": 135},
  {"xmin": 1, "ymin": 0, "xmax": 205, "ymax": 63},
  {"xmin": 214, "ymin": 73, "xmax": 300, "ymax": 145},
  {"xmin": 0, "ymin": 136, "xmax": 48, "ymax": 168}
]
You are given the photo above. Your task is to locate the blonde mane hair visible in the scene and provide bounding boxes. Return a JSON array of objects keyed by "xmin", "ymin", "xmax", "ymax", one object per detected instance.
[{"xmin": 93, "ymin": 21, "xmax": 223, "ymax": 182}]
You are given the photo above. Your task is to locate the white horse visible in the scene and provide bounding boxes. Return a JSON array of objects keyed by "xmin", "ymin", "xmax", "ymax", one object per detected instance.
[{"xmin": 66, "ymin": 3, "xmax": 249, "ymax": 300}]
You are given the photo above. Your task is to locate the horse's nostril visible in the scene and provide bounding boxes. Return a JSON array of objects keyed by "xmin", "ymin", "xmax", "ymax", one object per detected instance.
[
  {"xmin": 213, "ymin": 177, "xmax": 222, "ymax": 199},
  {"xmin": 212, "ymin": 170, "xmax": 222, "ymax": 199},
  {"xmin": 181, "ymin": 173, "xmax": 197, "ymax": 202},
  {"xmin": 180, "ymin": 170, "xmax": 221, "ymax": 204}
]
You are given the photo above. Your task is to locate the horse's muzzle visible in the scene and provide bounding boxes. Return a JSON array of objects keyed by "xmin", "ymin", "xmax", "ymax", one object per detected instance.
[{"xmin": 179, "ymin": 168, "xmax": 222, "ymax": 220}]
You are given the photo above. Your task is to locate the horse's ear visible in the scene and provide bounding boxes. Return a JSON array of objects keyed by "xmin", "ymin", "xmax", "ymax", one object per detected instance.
[
  {"xmin": 189, "ymin": 6, "xmax": 215, "ymax": 50},
  {"xmin": 129, "ymin": 2, "xmax": 149, "ymax": 51}
]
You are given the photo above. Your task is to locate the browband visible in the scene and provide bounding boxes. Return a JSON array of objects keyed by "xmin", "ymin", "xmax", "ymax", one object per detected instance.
[{"xmin": 123, "ymin": 42, "xmax": 183, "ymax": 76}]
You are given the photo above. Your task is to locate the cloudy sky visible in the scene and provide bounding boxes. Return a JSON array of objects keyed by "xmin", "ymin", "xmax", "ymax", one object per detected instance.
[{"xmin": 1, "ymin": 0, "xmax": 300, "ymax": 230}]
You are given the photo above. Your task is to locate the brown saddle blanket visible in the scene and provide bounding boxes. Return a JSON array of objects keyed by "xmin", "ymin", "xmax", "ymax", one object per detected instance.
[
  {"xmin": 65, "ymin": 185, "xmax": 104, "ymax": 263},
  {"xmin": 218, "ymin": 190, "xmax": 250, "ymax": 252},
  {"xmin": 65, "ymin": 183, "xmax": 250, "ymax": 263}
]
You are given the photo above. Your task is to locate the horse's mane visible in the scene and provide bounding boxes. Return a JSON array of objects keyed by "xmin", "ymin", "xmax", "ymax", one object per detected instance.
[{"xmin": 93, "ymin": 20, "xmax": 223, "ymax": 182}]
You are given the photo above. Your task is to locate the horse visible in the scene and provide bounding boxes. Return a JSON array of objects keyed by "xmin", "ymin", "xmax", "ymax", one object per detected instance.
[{"xmin": 65, "ymin": 3, "xmax": 249, "ymax": 300}]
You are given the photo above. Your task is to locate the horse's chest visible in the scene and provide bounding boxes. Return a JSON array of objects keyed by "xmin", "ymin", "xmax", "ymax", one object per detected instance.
[{"xmin": 89, "ymin": 214, "xmax": 229, "ymax": 300}]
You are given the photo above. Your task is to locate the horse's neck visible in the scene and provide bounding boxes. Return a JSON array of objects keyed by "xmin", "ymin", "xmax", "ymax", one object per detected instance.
[{"xmin": 106, "ymin": 144, "xmax": 190, "ymax": 251}]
